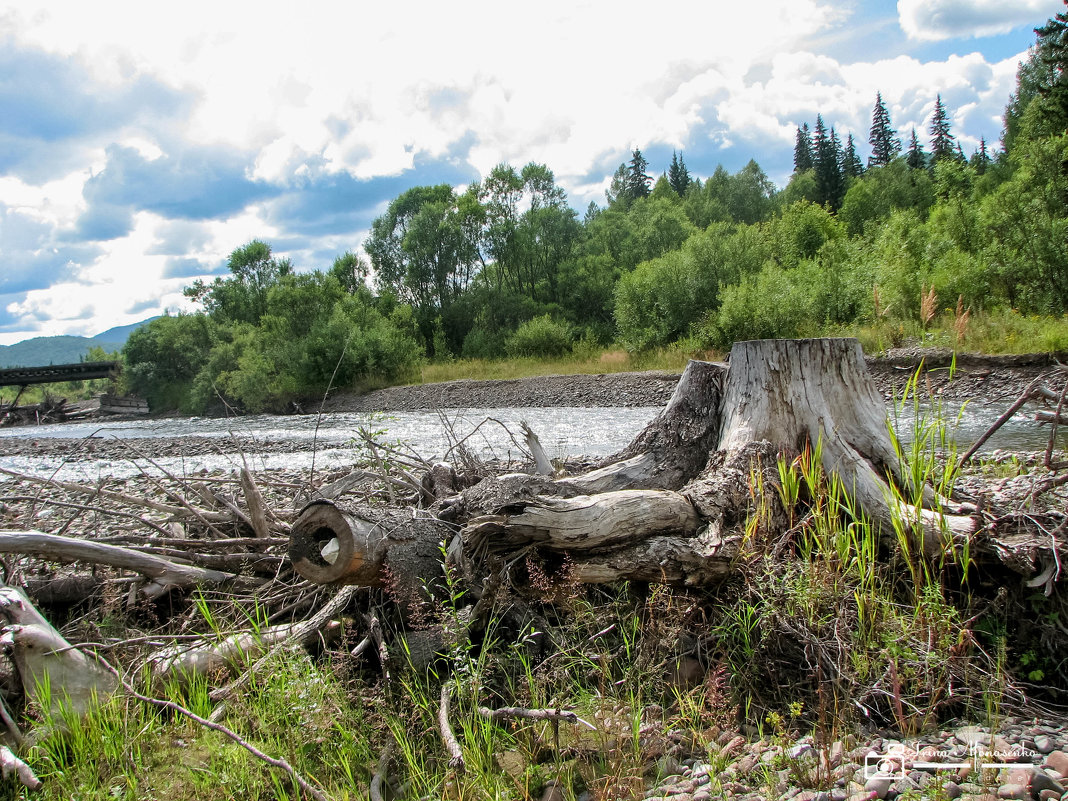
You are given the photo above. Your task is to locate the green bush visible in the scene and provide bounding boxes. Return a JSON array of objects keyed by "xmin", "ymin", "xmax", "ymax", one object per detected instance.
[
  {"xmin": 122, "ymin": 313, "xmax": 218, "ymax": 412},
  {"xmin": 614, "ymin": 251, "xmax": 699, "ymax": 352},
  {"xmin": 705, "ymin": 263, "xmax": 814, "ymax": 348},
  {"xmin": 461, "ymin": 326, "xmax": 506, "ymax": 359},
  {"xmin": 504, "ymin": 315, "xmax": 573, "ymax": 358}
]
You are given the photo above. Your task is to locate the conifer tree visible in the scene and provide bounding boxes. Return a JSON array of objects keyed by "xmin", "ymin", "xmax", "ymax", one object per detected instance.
[
  {"xmin": 970, "ymin": 137, "xmax": 991, "ymax": 175},
  {"xmin": 813, "ymin": 116, "xmax": 845, "ymax": 209},
  {"xmin": 842, "ymin": 133, "xmax": 864, "ymax": 179},
  {"xmin": 626, "ymin": 149, "xmax": 652, "ymax": 201},
  {"xmin": 929, "ymin": 94, "xmax": 956, "ymax": 162},
  {"xmin": 906, "ymin": 128, "xmax": 926, "ymax": 170},
  {"xmin": 668, "ymin": 151, "xmax": 692, "ymax": 196},
  {"xmin": 868, "ymin": 92, "xmax": 901, "ymax": 167},
  {"xmin": 794, "ymin": 124, "xmax": 814, "ymax": 173},
  {"xmin": 1035, "ymin": 4, "xmax": 1068, "ymax": 133}
]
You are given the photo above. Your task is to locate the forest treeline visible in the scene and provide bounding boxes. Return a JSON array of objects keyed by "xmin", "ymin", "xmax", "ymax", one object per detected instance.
[{"xmin": 124, "ymin": 8, "xmax": 1068, "ymax": 413}]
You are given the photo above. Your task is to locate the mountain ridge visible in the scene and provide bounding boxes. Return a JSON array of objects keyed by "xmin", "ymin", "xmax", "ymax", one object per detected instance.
[{"xmin": 0, "ymin": 317, "xmax": 158, "ymax": 368}]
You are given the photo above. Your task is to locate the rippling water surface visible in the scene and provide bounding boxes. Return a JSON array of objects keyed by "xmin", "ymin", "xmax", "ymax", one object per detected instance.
[
  {"xmin": 0, "ymin": 400, "xmax": 1061, "ymax": 481},
  {"xmin": 0, "ymin": 407, "xmax": 661, "ymax": 480}
]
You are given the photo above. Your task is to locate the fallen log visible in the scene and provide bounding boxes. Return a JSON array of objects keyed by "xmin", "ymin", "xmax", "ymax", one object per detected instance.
[
  {"xmin": 0, "ymin": 585, "xmax": 116, "ymax": 717},
  {"xmin": 147, "ymin": 585, "xmax": 358, "ymax": 683},
  {"xmin": 288, "ymin": 502, "xmax": 450, "ymax": 603},
  {"xmin": 0, "ymin": 530, "xmax": 234, "ymax": 598}
]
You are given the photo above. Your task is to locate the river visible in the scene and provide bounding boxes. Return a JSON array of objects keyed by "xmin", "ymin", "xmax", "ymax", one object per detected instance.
[{"xmin": 0, "ymin": 400, "xmax": 1060, "ymax": 482}]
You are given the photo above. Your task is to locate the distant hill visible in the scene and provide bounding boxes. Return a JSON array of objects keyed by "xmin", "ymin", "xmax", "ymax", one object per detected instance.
[{"xmin": 0, "ymin": 317, "xmax": 159, "ymax": 368}]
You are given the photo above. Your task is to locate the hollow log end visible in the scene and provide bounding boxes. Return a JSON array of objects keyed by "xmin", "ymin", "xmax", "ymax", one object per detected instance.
[{"xmin": 289, "ymin": 501, "xmax": 366, "ymax": 584}]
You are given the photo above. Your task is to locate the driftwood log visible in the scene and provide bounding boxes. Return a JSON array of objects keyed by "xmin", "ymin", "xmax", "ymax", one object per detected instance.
[
  {"xmin": 290, "ymin": 338, "xmax": 1065, "ymax": 591},
  {"xmin": 0, "ymin": 531, "xmax": 234, "ymax": 599},
  {"xmin": 289, "ymin": 502, "xmax": 451, "ymax": 604},
  {"xmin": 0, "ymin": 586, "xmax": 116, "ymax": 717}
]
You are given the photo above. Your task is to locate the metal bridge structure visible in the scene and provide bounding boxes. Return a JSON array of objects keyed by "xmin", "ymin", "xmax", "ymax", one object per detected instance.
[{"xmin": 0, "ymin": 361, "xmax": 120, "ymax": 388}]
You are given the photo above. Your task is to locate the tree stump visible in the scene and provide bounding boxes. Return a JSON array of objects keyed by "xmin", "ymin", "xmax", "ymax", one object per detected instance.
[{"xmin": 289, "ymin": 339, "xmax": 1060, "ymax": 591}]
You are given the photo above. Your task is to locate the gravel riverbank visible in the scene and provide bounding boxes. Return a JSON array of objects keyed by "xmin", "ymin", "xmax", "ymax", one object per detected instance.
[{"xmin": 320, "ymin": 350, "xmax": 1063, "ymax": 413}]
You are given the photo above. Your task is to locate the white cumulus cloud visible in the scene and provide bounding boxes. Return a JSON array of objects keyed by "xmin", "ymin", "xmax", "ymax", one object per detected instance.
[{"xmin": 898, "ymin": 0, "xmax": 1061, "ymax": 41}]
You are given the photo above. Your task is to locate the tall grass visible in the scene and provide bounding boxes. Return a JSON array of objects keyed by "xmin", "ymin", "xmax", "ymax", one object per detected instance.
[
  {"xmin": 414, "ymin": 345, "xmax": 698, "ymax": 385},
  {"xmin": 847, "ymin": 308, "xmax": 1068, "ymax": 355}
]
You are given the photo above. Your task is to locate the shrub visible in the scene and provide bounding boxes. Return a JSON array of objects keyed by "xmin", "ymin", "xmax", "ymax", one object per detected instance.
[
  {"xmin": 504, "ymin": 315, "xmax": 573, "ymax": 358},
  {"xmin": 705, "ymin": 263, "xmax": 814, "ymax": 348}
]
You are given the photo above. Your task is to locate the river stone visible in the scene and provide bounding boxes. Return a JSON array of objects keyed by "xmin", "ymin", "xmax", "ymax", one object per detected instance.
[
  {"xmin": 1030, "ymin": 768, "xmax": 1065, "ymax": 796},
  {"xmin": 996, "ymin": 784, "xmax": 1029, "ymax": 800},
  {"xmin": 890, "ymin": 776, "xmax": 920, "ymax": 795},
  {"xmin": 539, "ymin": 780, "xmax": 565, "ymax": 801},
  {"xmin": 1045, "ymin": 750, "xmax": 1068, "ymax": 777},
  {"xmin": 1035, "ymin": 736, "xmax": 1056, "ymax": 755},
  {"xmin": 956, "ymin": 726, "xmax": 990, "ymax": 747},
  {"xmin": 943, "ymin": 780, "xmax": 963, "ymax": 799},
  {"xmin": 864, "ymin": 775, "xmax": 893, "ymax": 799}
]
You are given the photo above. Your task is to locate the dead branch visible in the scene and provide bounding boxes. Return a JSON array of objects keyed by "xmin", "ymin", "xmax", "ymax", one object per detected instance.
[
  {"xmin": 477, "ymin": 705, "xmax": 595, "ymax": 728},
  {"xmin": 240, "ymin": 468, "xmax": 272, "ymax": 538},
  {"xmin": 0, "ymin": 585, "xmax": 117, "ymax": 716},
  {"xmin": 204, "ymin": 585, "xmax": 359, "ymax": 700},
  {"xmin": 0, "ymin": 467, "xmax": 232, "ymax": 523},
  {"xmin": 369, "ymin": 741, "xmax": 392, "ymax": 801},
  {"xmin": 0, "ymin": 697, "xmax": 23, "ymax": 747},
  {"xmin": 0, "ymin": 494, "xmax": 173, "ymax": 536},
  {"xmin": 438, "ymin": 683, "xmax": 464, "ymax": 771},
  {"xmin": 0, "ymin": 745, "xmax": 41, "ymax": 790},
  {"xmin": 960, "ymin": 377, "xmax": 1049, "ymax": 465},
  {"xmin": 0, "ymin": 530, "xmax": 233, "ymax": 598},
  {"xmin": 521, "ymin": 421, "xmax": 554, "ymax": 476}
]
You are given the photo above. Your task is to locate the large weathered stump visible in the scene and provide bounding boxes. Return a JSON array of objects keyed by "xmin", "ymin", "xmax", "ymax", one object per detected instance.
[
  {"xmin": 289, "ymin": 338, "xmax": 1058, "ymax": 591},
  {"xmin": 461, "ymin": 338, "xmax": 982, "ymax": 579},
  {"xmin": 712, "ymin": 338, "xmax": 977, "ymax": 553}
]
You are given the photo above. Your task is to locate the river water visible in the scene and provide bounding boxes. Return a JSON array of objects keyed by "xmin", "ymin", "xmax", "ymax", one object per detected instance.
[{"xmin": 0, "ymin": 400, "xmax": 1061, "ymax": 482}]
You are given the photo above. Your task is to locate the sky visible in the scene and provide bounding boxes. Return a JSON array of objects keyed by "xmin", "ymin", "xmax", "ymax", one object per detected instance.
[{"xmin": 0, "ymin": 0, "xmax": 1062, "ymax": 346}]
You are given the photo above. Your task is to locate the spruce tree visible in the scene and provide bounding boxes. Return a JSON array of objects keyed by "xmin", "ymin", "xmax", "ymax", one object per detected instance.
[
  {"xmin": 868, "ymin": 92, "xmax": 901, "ymax": 167},
  {"xmin": 842, "ymin": 133, "xmax": 864, "ymax": 179},
  {"xmin": 1035, "ymin": 4, "xmax": 1068, "ymax": 133},
  {"xmin": 906, "ymin": 128, "xmax": 926, "ymax": 170},
  {"xmin": 626, "ymin": 149, "xmax": 652, "ymax": 201},
  {"xmin": 794, "ymin": 123, "xmax": 814, "ymax": 173},
  {"xmin": 929, "ymin": 94, "xmax": 956, "ymax": 162},
  {"xmin": 813, "ymin": 116, "xmax": 845, "ymax": 209},
  {"xmin": 970, "ymin": 137, "xmax": 991, "ymax": 175},
  {"xmin": 668, "ymin": 150, "xmax": 692, "ymax": 196}
]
